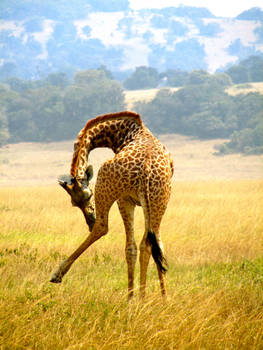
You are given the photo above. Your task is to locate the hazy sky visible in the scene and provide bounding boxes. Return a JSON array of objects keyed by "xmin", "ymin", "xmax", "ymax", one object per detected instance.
[{"xmin": 129, "ymin": 0, "xmax": 263, "ymax": 18}]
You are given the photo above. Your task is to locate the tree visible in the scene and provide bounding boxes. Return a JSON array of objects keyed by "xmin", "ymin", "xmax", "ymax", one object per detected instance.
[
  {"xmin": 123, "ymin": 66, "xmax": 160, "ymax": 90},
  {"xmin": 6, "ymin": 86, "xmax": 64, "ymax": 142},
  {"xmin": 63, "ymin": 69, "xmax": 125, "ymax": 138},
  {"xmin": 186, "ymin": 70, "xmax": 211, "ymax": 85},
  {"xmin": 136, "ymin": 89, "xmax": 185, "ymax": 134},
  {"xmin": 187, "ymin": 111, "xmax": 226, "ymax": 138},
  {"xmin": 0, "ymin": 108, "xmax": 9, "ymax": 146},
  {"xmin": 5, "ymin": 77, "xmax": 47, "ymax": 92},
  {"xmin": 218, "ymin": 121, "xmax": 263, "ymax": 155},
  {"xmin": 226, "ymin": 65, "xmax": 249, "ymax": 84},
  {"xmin": 160, "ymin": 69, "xmax": 189, "ymax": 87},
  {"xmin": 97, "ymin": 65, "xmax": 114, "ymax": 80},
  {"xmin": 45, "ymin": 73, "xmax": 69, "ymax": 88},
  {"xmin": 5, "ymin": 77, "xmax": 32, "ymax": 93},
  {"xmin": 233, "ymin": 93, "xmax": 263, "ymax": 130},
  {"xmin": 212, "ymin": 73, "xmax": 232, "ymax": 87},
  {"xmin": 241, "ymin": 55, "xmax": 263, "ymax": 82},
  {"xmin": 74, "ymin": 69, "xmax": 106, "ymax": 86}
]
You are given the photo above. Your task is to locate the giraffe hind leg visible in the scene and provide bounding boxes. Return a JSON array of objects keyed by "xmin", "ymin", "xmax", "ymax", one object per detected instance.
[
  {"xmin": 147, "ymin": 231, "xmax": 167, "ymax": 297},
  {"xmin": 139, "ymin": 233, "xmax": 151, "ymax": 298},
  {"xmin": 117, "ymin": 198, "xmax": 137, "ymax": 299},
  {"xmin": 139, "ymin": 228, "xmax": 168, "ymax": 297}
]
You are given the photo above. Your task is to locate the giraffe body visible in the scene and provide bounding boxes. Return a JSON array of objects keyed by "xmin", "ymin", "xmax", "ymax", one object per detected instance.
[{"xmin": 51, "ymin": 111, "xmax": 174, "ymax": 298}]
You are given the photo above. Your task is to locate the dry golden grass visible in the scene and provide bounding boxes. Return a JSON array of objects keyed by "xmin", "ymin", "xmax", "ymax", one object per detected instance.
[
  {"xmin": 0, "ymin": 181, "xmax": 263, "ymax": 349},
  {"xmin": 124, "ymin": 87, "xmax": 180, "ymax": 109},
  {"xmin": 226, "ymin": 82, "xmax": 263, "ymax": 96}
]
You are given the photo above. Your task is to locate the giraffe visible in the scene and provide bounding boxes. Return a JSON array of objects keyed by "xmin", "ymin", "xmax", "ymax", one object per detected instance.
[{"xmin": 50, "ymin": 111, "xmax": 174, "ymax": 298}]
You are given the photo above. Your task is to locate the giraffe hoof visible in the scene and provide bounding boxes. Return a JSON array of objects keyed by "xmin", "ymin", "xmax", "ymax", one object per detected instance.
[{"xmin": 50, "ymin": 272, "xmax": 62, "ymax": 283}]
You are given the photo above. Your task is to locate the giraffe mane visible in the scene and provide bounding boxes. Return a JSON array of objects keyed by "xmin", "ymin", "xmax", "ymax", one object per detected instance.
[{"xmin": 70, "ymin": 111, "xmax": 142, "ymax": 178}]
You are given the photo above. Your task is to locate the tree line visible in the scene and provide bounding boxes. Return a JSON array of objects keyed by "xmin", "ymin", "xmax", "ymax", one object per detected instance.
[
  {"xmin": 135, "ymin": 70, "xmax": 263, "ymax": 155},
  {"xmin": 0, "ymin": 68, "xmax": 125, "ymax": 145},
  {"xmin": 0, "ymin": 56, "xmax": 262, "ymax": 155},
  {"xmin": 122, "ymin": 56, "xmax": 263, "ymax": 89}
]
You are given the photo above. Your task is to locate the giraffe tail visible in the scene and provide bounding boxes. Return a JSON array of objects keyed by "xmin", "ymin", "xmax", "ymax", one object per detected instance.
[{"xmin": 147, "ymin": 231, "xmax": 167, "ymax": 274}]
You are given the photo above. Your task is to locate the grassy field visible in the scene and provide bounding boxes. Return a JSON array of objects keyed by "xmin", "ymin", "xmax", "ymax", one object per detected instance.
[
  {"xmin": 0, "ymin": 102, "xmax": 262, "ymax": 348},
  {"xmin": 0, "ymin": 181, "xmax": 263, "ymax": 349}
]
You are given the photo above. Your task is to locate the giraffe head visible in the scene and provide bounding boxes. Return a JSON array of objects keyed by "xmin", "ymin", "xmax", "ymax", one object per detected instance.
[
  {"xmin": 58, "ymin": 165, "xmax": 94, "ymax": 207},
  {"xmin": 58, "ymin": 165, "xmax": 95, "ymax": 231}
]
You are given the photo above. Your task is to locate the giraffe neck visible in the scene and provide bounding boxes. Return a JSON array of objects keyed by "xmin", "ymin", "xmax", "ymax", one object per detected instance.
[{"xmin": 71, "ymin": 112, "xmax": 142, "ymax": 179}]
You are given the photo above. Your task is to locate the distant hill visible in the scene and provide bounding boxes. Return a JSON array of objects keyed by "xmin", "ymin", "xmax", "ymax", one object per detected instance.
[{"xmin": 0, "ymin": 2, "xmax": 262, "ymax": 79}]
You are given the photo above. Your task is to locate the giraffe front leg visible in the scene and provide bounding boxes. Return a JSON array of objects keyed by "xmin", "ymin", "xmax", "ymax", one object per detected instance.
[
  {"xmin": 50, "ymin": 208, "xmax": 110, "ymax": 283},
  {"xmin": 50, "ymin": 229, "xmax": 103, "ymax": 283},
  {"xmin": 50, "ymin": 259, "xmax": 73, "ymax": 283}
]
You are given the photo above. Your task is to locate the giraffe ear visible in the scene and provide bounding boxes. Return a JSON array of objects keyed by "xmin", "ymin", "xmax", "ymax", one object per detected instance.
[{"xmin": 86, "ymin": 165, "xmax": 93, "ymax": 182}]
